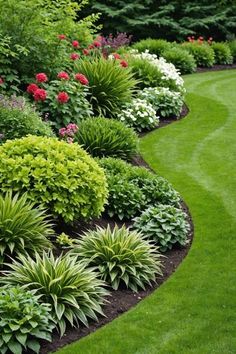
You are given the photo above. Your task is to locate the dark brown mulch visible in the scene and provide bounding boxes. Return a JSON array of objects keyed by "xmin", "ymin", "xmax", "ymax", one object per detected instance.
[{"xmin": 196, "ymin": 63, "xmax": 236, "ymax": 73}]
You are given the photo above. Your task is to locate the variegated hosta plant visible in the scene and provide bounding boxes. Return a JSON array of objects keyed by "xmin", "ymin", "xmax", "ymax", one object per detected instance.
[
  {"xmin": 0, "ymin": 192, "xmax": 53, "ymax": 264},
  {"xmin": 1, "ymin": 252, "xmax": 108, "ymax": 336},
  {"xmin": 71, "ymin": 225, "xmax": 162, "ymax": 292}
]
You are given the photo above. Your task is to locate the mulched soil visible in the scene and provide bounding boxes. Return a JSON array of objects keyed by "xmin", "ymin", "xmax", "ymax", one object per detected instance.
[
  {"xmin": 196, "ymin": 63, "xmax": 236, "ymax": 73},
  {"xmin": 40, "ymin": 103, "xmax": 193, "ymax": 353}
]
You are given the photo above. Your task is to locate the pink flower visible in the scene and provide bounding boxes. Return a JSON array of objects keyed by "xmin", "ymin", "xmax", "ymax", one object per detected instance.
[
  {"xmin": 36, "ymin": 73, "xmax": 48, "ymax": 83},
  {"xmin": 67, "ymin": 137, "xmax": 74, "ymax": 144},
  {"xmin": 58, "ymin": 34, "xmax": 66, "ymax": 40},
  {"xmin": 57, "ymin": 71, "xmax": 70, "ymax": 80},
  {"xmin": 83, "ymin": 49, "xmax": 90, "ymax": 56},
  {"xmin": 33, "ymin": 88, "xmax": 47, "ymax": 101},
  {"xmin": 120, "ymin": 60, "xmax": 128, "ymax": 68},
  {"xmin": 70, "ymin": 53, "xmax": 80, "ymax": 60},
  {"xmin": 75, "ymin": 73, "xmax": 89, "ymax": 85},
  {"xmin": 27, "ymin": 83, "xmax": 39, "ymax": 94},
  {"xmin": 113, "ymin": 53, "xmax": 121, "ymax": 60},
  {"xmin": 0, "ymin": 77, "xmax": 4, "ymax": 85},
  {"xmin": 67, "ymin": 123, "xmax": 78, "ymax": 135},
  {"xmin": 59, "ymin": 127, "xmax": 67, "ymax": 137},
  {"xmin": 57, "ymin": 92, "xmax": 69, "ymax": 104},
  {"xmin": 72, "ymin": 40, "xmax": 79, "ymax": 48}
]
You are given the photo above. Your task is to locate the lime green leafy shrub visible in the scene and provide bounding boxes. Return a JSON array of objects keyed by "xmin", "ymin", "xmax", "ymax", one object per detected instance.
[
  {"xmin": 211, "ymin": 42, "xmax": 233, "ymax": 64},
  {"xmin": 228, "ymin": 40, "xmax": 236, "ymax": 62},
  {"xmin": 181, "ymin": 42, "xmax": 215, "ymax": 67},
  {"xmin": 162, "ymin": 47, "xmax": 197, "ymax": 74},
  {"xmin": 133, "ymin": 39, "xmax": 171, "ymax": 57},
  {"xmin": 0, "ymin": 136, "xmax": 108, "ymax": 222}
]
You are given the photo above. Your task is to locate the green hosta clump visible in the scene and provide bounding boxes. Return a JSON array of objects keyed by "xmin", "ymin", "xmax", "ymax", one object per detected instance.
[
  {"xmin": 117, "ymin": 98, "xmax": 159, "ymax": 132},
  {"xmin": 2, "ymin": 252, "xmax": 108, "ymax": 336},
  {"xmin": 0, "ymin": 192, "xmax": 53, "ymax": 264},
  {"xmin": 0, "ymin": 136, "xmax": 108, "ymax": 223},
  {"xmin": 211, "ymin": 42, "xmax": 233, "ymax": 65},
  {"xmin": 133, "ymin": 204, "xmax": 190, "ymax": 252},
  {"xmin": 0, "ymin": 286, "xmax": 54, "ymax": 354},
  {"xmin": 72, "ymin": 225, "xmax": 162, "ymax": 291},
  {"xmin": 137, "ymin": 87, "xmax": 184, "ymax": 118},
  {"xmin": 75, "ymin": 117, "xmax": 138, "ymax": 160}
]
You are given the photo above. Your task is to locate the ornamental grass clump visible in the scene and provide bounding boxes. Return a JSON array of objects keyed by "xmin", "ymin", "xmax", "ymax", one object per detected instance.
[
  {"xmin": 0, "ymin": 286, "xmax": 54, "ymax": 354},
  {"xmin": 2, "ymin": 252, "xmax": 108, "ymax": 336},
  {"xmin": 0, "ymin": 192, "xmax": 53, "ymax": 264},
  {"xmin": 0, "ymin": 136, "xmax": 108, "ymax": 223},
  {"xmin": 72, "ymin": 225, "xmax": 162, "ymax": 291},
  {"xmin": 133, "ymin": 204, "xmax": 190, "ymax": 252}
]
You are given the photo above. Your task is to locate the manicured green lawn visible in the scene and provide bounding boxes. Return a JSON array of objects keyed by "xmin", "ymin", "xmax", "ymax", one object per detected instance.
[{"xmin": 56, "ymin": 70, "xmax": 236, "ymax": 354}]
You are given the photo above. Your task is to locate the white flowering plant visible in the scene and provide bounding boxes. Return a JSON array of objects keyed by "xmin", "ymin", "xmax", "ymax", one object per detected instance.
[
  {"xmin": 117, "ymin": 98, "xmax": 159, "ymax": 132},
  {"xmin": 137, "ymin": 87, "xmax": 184, "ymax": 118}
]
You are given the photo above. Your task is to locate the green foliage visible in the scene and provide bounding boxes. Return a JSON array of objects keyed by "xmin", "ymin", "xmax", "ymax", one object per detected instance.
[
  {"xmin": 181, "ymin": 42, "xmax": 215, "ymax": 67},
  {"xmin": 0, "ymin": 136, "xmax": 108, "ymax": 223},
  {"xmin": 75, "ymin": 58, "xmax": 137, "ymax": 116},
  {"xmin": 56, "ymin": 232, "xmax": 75, "ymax": 248},
  {"xmin": 0, "ymin": 192, "xmax": 53, "ymax": 264},
  {"xmin": 228, "ymin": 40, "xmax": 236, "ymax": 62},
  {"xmin": 211, "ymin": 42, "xmax": 233, "ymax": 64},
  {"xmin": 137, "ymin": 87, "xmax": 184, "ymax": 118},
  {"xmin": 72, "ymin": 225, "xmax": 162, "ymax": 291},
  {"xmin": 0, "ymin": 95, "xmax": 54, "ymax": 143},
  {"xmin": 2, "ymin": 252, "xmax": 108, "ymax": 336},
  {"xmin": 133, "ymin": 204, "xmax": 190, "ymax": 252},
  {"xmin": 0, "ymin": 286, "xmax": 54, "ymax": 354},
  {"xmin": 97, "ymin": 157, "xmax": 180, "ymax": 220},
  {"xmin": 133, "ymin": 39, "xmax": 171, "ymax": 57},
  {"xmin": 75, "ymin": 116, "xmax": 138, "ymax": 160},
  {"xmin": 162, "ymin": 47, "xmax": 197, "ymax": 74}
]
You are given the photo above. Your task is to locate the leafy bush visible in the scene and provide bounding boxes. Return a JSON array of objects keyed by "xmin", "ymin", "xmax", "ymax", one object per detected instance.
[
  {"xmin": 0, "ymin": 95, "xmax": 54, "ymax": 143},
  {"xmin": 0, "ymin": 192, "xmax": 53, "ymax": 264},
  {"xmin": 137, "ymin": 87, "xmax": 184, "ymax": 118},
  {"xmin": 0, "ymin": 136, "xmax": 108, "ymax": 223},
  {"xmin": 133, "ymin": 38, "xmax": 171, "ymax": 57},
  {"xmin": 117, "ymin": 98, "xmax": 159, "ymax": 132},
  {"xmin": 228, "ymin": 40, "xmax": 236, "ymax": 62},
  {"xmin": 0, "ymin": 286, "xmax": 54, "ymax": 354},
  {"xmin": 75, "ymin": 58, "xmax": 137, "ymax": 117},
  {"xmin": 133, "ymin": 204, "xmax": 190, "ymax": 252},
  {"xmin": 181, "ymin": 42, "xmax": 215, "ymax": 67},
  {"xmin": 162, "ymin": 46, "xmax": 197, "ymax": 74},
  {"xmin": 74, "ymin": 117, "xmax": 138, "ymax": 160},
  {"xmin": 2, "ymin": 252, "xmax": 108, "ymax": 336},
  {"xmin": 211, "ymin": 42, "xmax": 233, "ymax": 64},
  {"xmin": 72, "ymin": 225, "xmax": 162, "ymax": 291}
]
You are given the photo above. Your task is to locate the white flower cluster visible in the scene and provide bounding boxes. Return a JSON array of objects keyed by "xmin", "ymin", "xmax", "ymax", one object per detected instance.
[
  {"xmin": 130, "ymin": 49, "xmax": 184, "ymax": 90},
  {"xmin": 118, "ymin": 98, "xmax": 159, "ymax": 132}
]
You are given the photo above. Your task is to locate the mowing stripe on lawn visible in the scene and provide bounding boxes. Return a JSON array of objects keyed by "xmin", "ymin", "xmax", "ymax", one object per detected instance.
[{"xmin": 56, "ymin": 70, "xmax": 236, "ymax": 354}]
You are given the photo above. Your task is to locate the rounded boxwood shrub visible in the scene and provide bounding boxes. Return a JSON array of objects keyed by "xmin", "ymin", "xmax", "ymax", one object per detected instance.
[
  {"xmin": 2, "ymin": 252, "xmax": 108, "ymax": 336},
  {"xmin": 133, "ymin": 204, "xmax": 190, "ymax": 252},
  {"xmin": 0, "ymin": 95, "xmax": 54, "ymax": 143},
  {"xmin": 0, "ymin": 286, "xmax": 54, "ymax": 354},
  {"xmin": 133, "ymin": 38, "xmax": 171, "ymax": 57},
  {"xmin": 75, "ymin": 117, "xmax": 138, "ymax": 160},
  {"xmin": 0, "ymin": 136, "xmax": 108, "ymax": 223},
  {"xmin": 182, "ymin": 42, "xmax": 215, "ymax": 67},
  {"xmin": 211, "ymin": 42, "xmax": 233, "ymax": 64},
  {"xmin": 162, "ymin": 47, "xmax": 197, "ymax": 74},
  {"xmin": 228, "ymin": 40, "xmax": 236, "ymax": 62},
  {"xmin": 0, "ymin": 192, "xmax": 53, "ymax": 264},
  {"xmin": 72, "ymin": 225, "xmax": 162, "ymax": 292}
]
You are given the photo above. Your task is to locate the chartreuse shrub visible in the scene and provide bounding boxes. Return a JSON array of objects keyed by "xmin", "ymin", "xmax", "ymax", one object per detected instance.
[
  {"xmin": 0, "ymin": 192, "xmax": 53, "ymax": 264},
  {"xmin": 2, "ymin": 252, "xmax": 108, "ymax": 336},
  {"xmin": 0, "ymin": 136, "xmax": 108, "ymax": 223},
  {"xmin": 0, "ymin": 286, "xmax": 54, "ymax": 354},
  {"xmin": 137, "ymin": 87, "xmax": 184, "ymax": 118},
  {"xmin": 75, "ymin": 117, "xmax": 138, "ymax": 160},
  {"xmin": 72, "ymin": 225, "xmax": 162, "ymax": 291},
  {"xmin": 133, "ymin": 38, "xmax": 171, "ymax": 57},
  {"xmin": 0, "ymin": 95, "xmax": 54, "ymax": 143},
  {"xmin": 162, "ymin": 46, "xmax": 197, "ymax": 74},
  {"xmin": 133, "ymin": 204, "xmax": 190, "ymax": 252},
  {"xmin": 75, "ymin": 58, "xmax": 137, "ymax": 117},
  {"xmin": 181, "ymin": 42, "xmax": 215, "ymax": 67},
  {"xmin": 97, "ymin": 157, "xmax": 180, "ymax": 220},
  {"xmin": 211, "ymin": 42, "xmax": 233, "ymax": 65},
  {"xmin": 228, "ymin": 40, "xmax": 236, "ymax": 62}
]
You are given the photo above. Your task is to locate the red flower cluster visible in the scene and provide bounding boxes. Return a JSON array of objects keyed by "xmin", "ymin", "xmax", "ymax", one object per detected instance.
[
  {"xmin": 27, "ymin": 83, "xmax": 39, "ymax": 94},
  {"xmin": 72, "ymin": 40, "xmax": 79, "ymax": 48},
  {"xmin": 83, "ymin": 49, "xmax": 90, "ymax": 56},
  {"xmin": 36, "ymin": 73, "xmax": 48, "ymax": 83},
  {"xmin": 58, "ymin": 34, "xmax": 66, "ymax": 40},
  {"xmin": 120, "ymin": 60, "xmax": 128, "ymax": 68},
  {"xmin": 57, "ymin": 92, "xmax": 69, "ymax": 104},
  {"xmin": 187, "ymin": 36, "xmax": 213, "ymax": 45},
  {"xmin": 113, "ymin": 53, "xmax": 121, "ymax": 60},
  {"xmin": 70, "ymin": 53, "xmax": 80, "ymax": 60},
  {"xmin": 93, "ymin": 40, "xmax": 101, "ymax": 48},
  {"xmin": 33, "ymin": 88, "xmax": 47, "ymax": 101},
  {"xmin": 75, "ymin": 73, "xmax": 89, "ymax": 85},
  {"xmin": 57, "ymin": 71, "xmax": 70, "ymax": 80}
]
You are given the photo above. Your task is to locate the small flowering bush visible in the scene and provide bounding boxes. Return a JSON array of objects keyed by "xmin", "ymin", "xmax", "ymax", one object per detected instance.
[
  {"xmin": 137, "ymin": 87, "xmax": 184, "ymax": 118},
  {"xmin": 100, "ymin": 33, "xmax": 132, "ymax": 57},
  {"xmin": 211, "ymin": 42, "xmax": 233, "ymax": 65},
  {"xmin": 117, "ymin": 98, "xmax": 159, "ymax": 132},
  {"xmin": 26, "ymin": 72, "xmax": 93, "ymax": 129},
  {"xmin": 133, "ymin": 204, "xmax": 190, "ymax": 252},
  {"xmin": 0, "ymin": 136, "xmax": 108, "ymax": 222}
]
